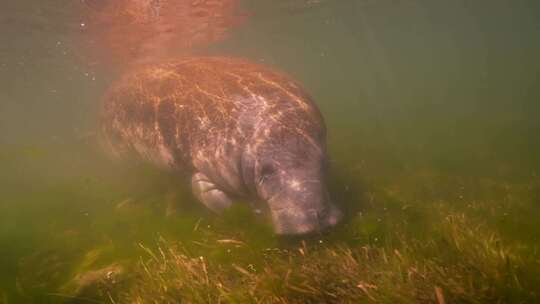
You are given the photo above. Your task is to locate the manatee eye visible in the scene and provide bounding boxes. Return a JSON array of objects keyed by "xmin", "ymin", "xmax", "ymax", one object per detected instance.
[{"xmin": 260, "ymin": 164, "xmax": 276, "ymax": 178}]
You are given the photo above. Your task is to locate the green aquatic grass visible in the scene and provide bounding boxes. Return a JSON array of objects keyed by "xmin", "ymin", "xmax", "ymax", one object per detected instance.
[
  {"xmin": 118, "ymin": 208, "xmax": 538, "ymax": 303},
  {"xmin": 2, "ymin": 143, "xmax": 540, "ymax": 303},
  {"xmin": 2, "ymin": 144, "xmax": 540, "ymax": 303}
]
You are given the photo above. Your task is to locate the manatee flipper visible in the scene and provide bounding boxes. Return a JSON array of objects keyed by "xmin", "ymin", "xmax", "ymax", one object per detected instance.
[{"xmin": 191, "ymin": 172, "xmax": 233, "ymax": 213}]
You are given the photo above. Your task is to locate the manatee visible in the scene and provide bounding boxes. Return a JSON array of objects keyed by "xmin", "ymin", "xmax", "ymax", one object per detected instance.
[{"xmin": 101, "ymin": 56, "xmax": 342, "ymax": 235}]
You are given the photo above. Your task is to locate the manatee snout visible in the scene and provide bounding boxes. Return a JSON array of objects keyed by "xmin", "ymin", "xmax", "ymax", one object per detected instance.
[
  {"xmin": 270, "ymin": 199, "xmax": 343, "ymax": 235},
  {"xmin": 256, "ymin": 156, "xmax": 342, "ymax": 235}
]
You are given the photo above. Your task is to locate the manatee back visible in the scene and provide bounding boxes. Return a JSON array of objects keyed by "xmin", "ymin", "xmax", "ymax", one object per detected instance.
[{"xmin": 101, "ymin": 57, "xmax": 326, "ymax": 174}]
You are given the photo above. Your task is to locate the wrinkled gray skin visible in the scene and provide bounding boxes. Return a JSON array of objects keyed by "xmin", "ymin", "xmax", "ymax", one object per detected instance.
[
  {"xmin": 102, "ymin": 57, "xmax": 342, "ymax": 235},
  {"xmin": 249, "ymin": 137, "xmax": 341, "ymax": 234}
]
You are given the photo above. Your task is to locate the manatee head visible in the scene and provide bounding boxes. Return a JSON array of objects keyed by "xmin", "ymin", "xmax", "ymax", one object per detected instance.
[{"xmin": 253, "ymin": 135, "xmax": 342, "ymax": 235}]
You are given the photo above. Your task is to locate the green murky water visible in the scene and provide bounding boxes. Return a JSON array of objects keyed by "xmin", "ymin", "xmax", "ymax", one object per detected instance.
[{"xmin": 1, "ymin": 1, "xmax": 540, "ymax": 303}]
